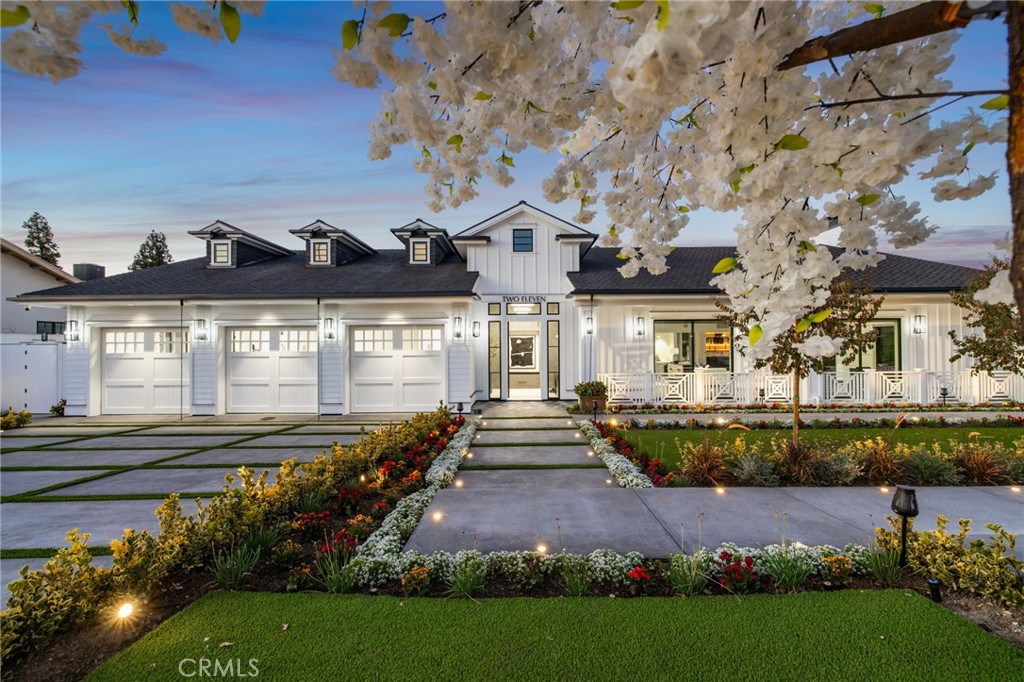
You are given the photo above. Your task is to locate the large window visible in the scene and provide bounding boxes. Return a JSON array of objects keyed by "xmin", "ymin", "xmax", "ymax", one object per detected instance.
[
  {"xmin": 512, "ymin": 229, "xmax": 533, "ymax": 252},
  {"xmin": 547, "ymin": 320, "xmax": 559, "ymax": 398},
  {"xmin": 653, "ymin": 320, "xmax": 733, "ymax": 372},
  {"xmin": 834, "ymin": 320, "xmax": 901, "ymax": 372},
  {"xmin": 36, "ymin": 321, "xmax": 65, "ymax": 335},
  {"xmin": 488, "ymin": 321, "xmax": 501, "ymax": 399}
]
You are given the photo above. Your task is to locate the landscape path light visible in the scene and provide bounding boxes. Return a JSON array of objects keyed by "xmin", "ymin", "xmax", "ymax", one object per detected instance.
[{"xmin": 890, "ymin": 486, "xmax": 919, "ymax": 568}]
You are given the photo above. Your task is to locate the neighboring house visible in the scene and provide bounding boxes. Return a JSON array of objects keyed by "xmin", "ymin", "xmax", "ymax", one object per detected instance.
[
  {"xmin": 12, "ymin": 202, "xmax": 1021, "ymax": 417},
  {"xmin": 1, "ymin": 238, "xmax": 78, "ymax": 412}
]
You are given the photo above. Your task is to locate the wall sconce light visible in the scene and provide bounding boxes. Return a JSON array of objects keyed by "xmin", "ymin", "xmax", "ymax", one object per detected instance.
[
  {"xmin": 912, "ymin": 315, "xmax": 926, "ymax": 335},
  {"xmin": 890, "ymin": 486, "xmax": 919, "ymax": 568},
  {"xmin": 323, "ymin": 317, "xmax": 336, "ymax": 340},
  {"xmin": 472, "ymin": 321, "xmax": 480, "ymax": 338},
  {"xmin": 193, "ymin": 318, "xmax": 208, "ymax": 341},
  {"xmin": 585, "ymin": 316, "xmax": 594, "ymax": 335},
  {"xmin": 636, "ymin": 316, "xmax": 645, "ymax": 337},
  {"xmin": 453, "ymin": 316, "xmax": 464, "ymax": 339},
  {"xmin": 67, "ymin": 319, "xmax": 80, "ymax": 341}
]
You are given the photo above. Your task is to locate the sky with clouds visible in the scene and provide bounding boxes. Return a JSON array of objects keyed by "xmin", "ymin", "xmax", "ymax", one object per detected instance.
[{"xmin": 0, "ymin": 1, "xmax": 1012, "ymax": 274}]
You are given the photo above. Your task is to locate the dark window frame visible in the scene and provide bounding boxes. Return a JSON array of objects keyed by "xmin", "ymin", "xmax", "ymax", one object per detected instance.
[
  {"xmin": 36, "ymin": 321, "xmax": 66, "ymax": 335},
  {"xmin": 512, "ymin": 229, "xmax": 534, "ymax": 253}
]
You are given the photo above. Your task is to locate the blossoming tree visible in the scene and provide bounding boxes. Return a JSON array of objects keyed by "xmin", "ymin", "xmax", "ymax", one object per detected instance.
[{"xmin": 2, "ymin": 0, "xmax": 1018, "ymax": 352}]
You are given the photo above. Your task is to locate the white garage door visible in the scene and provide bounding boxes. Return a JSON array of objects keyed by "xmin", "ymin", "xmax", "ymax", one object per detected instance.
[
  {"xmin": 102, "ymin": 329, "xmax": 190, "ymax": 414},
  {"xmin": 350, "ymin": 326, "xmax": 444, "ymax": 412},
  {"xmin": 227, "ymin": 328, "xmax": 317, "ymax": 413}
]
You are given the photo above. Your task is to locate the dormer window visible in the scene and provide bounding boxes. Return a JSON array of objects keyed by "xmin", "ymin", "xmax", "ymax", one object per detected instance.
[
  {"xmin": 411, "ymin": 239, "xmax": 430, "ymax": 264},
  {"xmin": 512, "ymin": 229, "xmax": 534, "ymax": 253},
  {"xmin": 311, "ymin": 240, "xmax": 330, "ymax": 265},
  {"xmin": 211, "ymin": 241, "xmax": 232, "ymax": 266}
]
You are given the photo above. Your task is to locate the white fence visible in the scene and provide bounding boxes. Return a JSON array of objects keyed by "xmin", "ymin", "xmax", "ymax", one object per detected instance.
[
  {"xmin": 598, "ymin": 369, "xmax": 1024, "ymax": 406},
  {"xmin": 1, "ymin": 341, "xmax": 65, "ymax": 413}
]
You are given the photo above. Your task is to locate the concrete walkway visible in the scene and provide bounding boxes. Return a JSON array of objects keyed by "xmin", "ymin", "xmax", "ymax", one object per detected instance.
[{"xmin": 406, "ymin": 402, "xmax": 1024, "ymax": 558}]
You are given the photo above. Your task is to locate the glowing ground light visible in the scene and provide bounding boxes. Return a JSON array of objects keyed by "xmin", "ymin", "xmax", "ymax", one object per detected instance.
[
  {"xmin": 1012, "ymin": 487, "xmax": 1021, "ymax": 493},
  {"xmin": 117, "ymin": 602, "xmax": 134, "ymax": 619},
  {"xmin": 587, "ymin": 451, "xmax": 594, "ymax": 457},
  {"xmin": 432, "ymin": 512, "xmax": 444, "ymax": 522},
  {"xmin": 609, "ymin": 419, "xmax": 618, "ymax": 426},
  {"xmin": 880, "ymin": 487, "xmax": 890, "ymax": 493},
  {"xmin": 466, "ymin": 452, "xmax": 474, "ymax": 459},
  {"xmin": 716, "ymin": 418, "xmax": 726, "ymax": 425},
  {"xmin": 574, "ymin": 433, "xmax": 581, "ymax": 438},
  {"xmin": 605, "ymin": 479, "xmax": 613, "ymax": 485},
  {"xmin": 455, "ymin": 480, "xmax": 463, "ymax": 488},
  {"xmin": 536, "ymin": 544, "xmax": 547, "ymax": 554},
  {"xmin": 715, "ymin": 487, "xmax": 725, "ymax": 495}
]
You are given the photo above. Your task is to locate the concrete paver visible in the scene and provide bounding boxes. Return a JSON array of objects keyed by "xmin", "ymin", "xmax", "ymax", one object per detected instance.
[
  {"xmin": 1, "ymin": 449, "xmax": 192, "ymax": 467},
  {"xmin": 468, "ymin": 445, "xmax": 597, "ymax": 466},
  {"xmin": 242, "ymin": 434, "xmax": 361, "ymax": 448},
  {"xmin": 45, "ymin": 435, "xmax": 248, "ymax": 450},
  {"xmin": 479, "ymin": 402, "xmax": 573, "ymax": 418},
  {"xmin": 478, "ymin": 418, "xmax": 579, "ymax": 430},
  {"xmin": 169, "ymin": 448, "xmax": 318, "ymax": 466},
  {"xmin": 2, "ymin": 500, "xmax": 168, "ymax": 548},
  {"xmin": 288, "ymin": 424, "xmax": 386, "ymax": 434},
  {"xmin": 140, "ymin": 424, "xmax": 289, "ymax": 435},
  {"xmin": 473, "ymin": 429, "xmax": 584, "ymax": 445},
  {"xmin": 1, "ymin": 426, "xmax": 139, "ymax": 437},
  {"xmin": 1, "ymin": 436, "xmax": 84, "ymax": 450},
  {"xmin": 2, "ymin": 470, "xmax": 110, "ymax": 496},
  {"xmin": 41, "ymin": 467, "xmax": 280, "ymax": 496}
]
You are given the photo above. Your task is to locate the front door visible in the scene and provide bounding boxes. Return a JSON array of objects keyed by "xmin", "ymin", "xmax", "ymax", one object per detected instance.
[{"xmin": 507, "ymin": 320, "xmax": 541, "ymax": 400}]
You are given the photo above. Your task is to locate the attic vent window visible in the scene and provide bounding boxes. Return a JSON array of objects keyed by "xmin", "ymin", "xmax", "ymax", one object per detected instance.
[
  {"xmin": 512, "ymin": 229, "xmax": 533, "ymax": 253},
  {"xmin": 311, "ymin": 240, "xmax": 330, "ymax": 264},
  {"xmin": 411, "ymin": 239, "xmax": 430, "ymax": 263},
  {"xmin": 212, "ymin": 242, "xmax": 231, "ymax": 265}
]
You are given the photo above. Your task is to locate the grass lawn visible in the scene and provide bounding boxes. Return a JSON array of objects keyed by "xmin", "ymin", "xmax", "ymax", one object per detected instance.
[
  {"xmin": 627, "ymin": 426, "xmax": 1023, "ymax": 470},
  {"xmin": 88, "ymin": 591, "xmax": 1022, "ymax": 681}
]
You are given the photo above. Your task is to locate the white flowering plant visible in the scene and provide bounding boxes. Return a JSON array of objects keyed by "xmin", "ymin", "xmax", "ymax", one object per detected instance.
[{"xmin": 577, "ymin": 420, "xmax": 655, "ymax": 488}]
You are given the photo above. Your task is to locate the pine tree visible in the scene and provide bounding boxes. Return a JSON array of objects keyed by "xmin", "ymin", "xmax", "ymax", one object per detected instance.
[
  {"xmin": 128, "ymin": 230, "xmax": 174, "ymax": 271},
  {"xmin": 22, "ymin": 212, "xmax": 60, "ymax": 266}
]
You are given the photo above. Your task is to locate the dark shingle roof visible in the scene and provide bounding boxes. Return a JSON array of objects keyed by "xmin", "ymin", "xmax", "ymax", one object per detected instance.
[
  {"xmin": 568, "ymin": 247, "xmax": 980, "ymax": 294},
  {"xmin": 16, "ymin": 251, "xmax": 478, "ymax": 301}
]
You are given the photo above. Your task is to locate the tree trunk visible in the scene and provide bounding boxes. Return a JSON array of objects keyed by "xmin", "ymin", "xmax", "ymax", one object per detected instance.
[
  {"xmin": 1008, "ymin": 3, "xmax": 1024, "ymax": 333},
  {"xmin": 792, "ymin": 370, "xmax": 801, "ymax": 448}
]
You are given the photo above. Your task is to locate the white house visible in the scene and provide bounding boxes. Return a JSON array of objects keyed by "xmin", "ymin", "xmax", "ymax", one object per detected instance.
[
  {"xmin": 1, "ymin": 238, "xmax": 78, "ymax": 412},
  {"xmin": 12, "ymin": 202, "xmax": 1021, "ymax": 417}
]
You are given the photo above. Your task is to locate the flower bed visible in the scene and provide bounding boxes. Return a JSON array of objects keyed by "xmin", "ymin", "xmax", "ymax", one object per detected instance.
[
  {"xmin": 585, "ymin": 402, "xmax": 1024, "ymax": 415},
  {"xmin": 619, "ymin": 414, "xmax": 1023, "ymax": 430},
  {"xmin": 576, "ymin": 420, "xmax": 655, "ymax": 488}
]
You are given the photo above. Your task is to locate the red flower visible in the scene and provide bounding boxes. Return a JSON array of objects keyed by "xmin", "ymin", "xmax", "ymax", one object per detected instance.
[{"xmin": 627, "ymin": 566, "xmax": 652, "ymax": 581}]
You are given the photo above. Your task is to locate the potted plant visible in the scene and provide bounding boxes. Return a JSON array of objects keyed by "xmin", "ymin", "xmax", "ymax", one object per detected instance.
[{"xmin": 573, "ymin": 380, "xmax": 608, "ymax": 414}]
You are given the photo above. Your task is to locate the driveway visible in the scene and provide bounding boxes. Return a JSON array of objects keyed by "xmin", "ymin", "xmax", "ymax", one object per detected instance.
[{"xmin": 0, "ymin": 414, "xmax": 407, "ymax": 605}]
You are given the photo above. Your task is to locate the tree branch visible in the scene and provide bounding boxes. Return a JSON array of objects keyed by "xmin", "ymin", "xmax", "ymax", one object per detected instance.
[{"xmin": 808, "ymin": 89, "xmax": 1005, "ymax": 110}]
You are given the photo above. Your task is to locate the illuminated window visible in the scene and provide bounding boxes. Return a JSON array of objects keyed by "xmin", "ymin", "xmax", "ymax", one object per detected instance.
[
  {"xmin": 488, "ymin": 303, "xmax": 501, "ymax": 315},
  {"xmin": 353, "ymin": 328, "xmax": 393, "ymax": 352},
  {"xmin": 411, "ymin": 240, "xmax": 430, "ymax": 263},
  {"xmin": 105, "ymin": 331, "xmax": 144, "ymax": 354},
  {"xmin": 279, "ymin": 329, "xmax": 317, "ymax": 353},
  {"xmin": 311, "ymin": 241, "xmax": 330, "ymax": 264},
  {"xmin": 402, "ymin": 328, "xmax": 442, "ymax": 351},
  {"xmin": 232, "ymin": 329, "xmax": 269, "ymax": 353}
]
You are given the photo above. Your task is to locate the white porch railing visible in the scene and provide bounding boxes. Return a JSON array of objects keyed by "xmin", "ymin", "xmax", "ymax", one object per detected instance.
[{"xmin": 597, "ymin": 370, "xmax": 1023, "ymax": 406}]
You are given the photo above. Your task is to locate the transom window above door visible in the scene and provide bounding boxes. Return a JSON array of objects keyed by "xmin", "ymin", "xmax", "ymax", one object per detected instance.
[{"xmin": 512, "ymin": 229, "xmax": 533, "ymax": 252}]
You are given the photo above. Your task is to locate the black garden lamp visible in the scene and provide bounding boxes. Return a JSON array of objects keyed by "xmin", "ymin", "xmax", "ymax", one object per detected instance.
[
  {"xmin": 456, "ymin": 402, "xmax": 464, "ymax": 417},
  {"xmin": 890, "ymin": 486, "xmax": 919, "ymax": 568},
  {"xmin": 939, "ymin": 387, "xmax": 949, "ymax": 406},
  {"xmin": 592, "ymin": 398, "xmax": 599, "ymax": 424},
  {"xmin": 758, "ymin": 388, "xmax": 766, "ymax": 403}
]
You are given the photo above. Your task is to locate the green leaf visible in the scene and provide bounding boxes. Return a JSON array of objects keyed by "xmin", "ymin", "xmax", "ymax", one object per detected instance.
[
  {"xmin": 712, "ymin": 257, "xmax": 737, "ymax": 274},
  {"xmin": 421, "ymin": 147, "xmax": 432, "ymax": 159},
  {"xmin": 827, "ymin": 161, "xmax": 844, "ymax": 177},
  {"xmin": 748, "ymin": 325, "xmax": 763, "ymax": 346},
  {"xmin": 856, "ymin": 193, "xmax": 881, "ymax": 207},
  {"xmin": 728, "ymin": 179, "xmax": 741, "ymax": 193},
  {"xmin": 809, "ymin": 308, "xmax": 833, "ymax": 323},
  {"xmin": 677, "ymin": 206, "xmax": 690, "ymax": 214},
  {"xmin": 609, "ymin": 225, "xmax": 618, "ymax": 238},
  {"xmin": 615, "ymin": 252, "xmax": 629, "ymax": 260},
  {"xmin": 798, "ymin": 240, "xmax": 816, "ymax": 254},
  {"xmin": 376, "ymin": 13, "xmax": 410, "ymax": 37},
  {"xmin": 528, "ymin": 26, "xmax": 535, "ymax": 41},
  {"xmin": 341, "ymin": 19, "xmax": 359, "ymax": 51},
  {"xmin": 611, "ymin": 1, "xmax": 646, "ymax": 8},
  {"xmin": 473, "ymin": 91, "xmax": 492, "ymax": 101},
  {"xmin": 775, "ymin": 134, "xmax": 809, "ymax": 151},
  {"xmin": 892, "ymin": 111, "xmax": 905, "ymax": 119},
  {"xmin": 219, "ymin": 2, "xmax": 241, "ymax": 43},
  {"xmin": 427, "ymin": 81, "xmax": 437, "ymax": 90},
  {"xmin": 738, "ymin": 164, "xmax": 756, "ymax": 175},
  {"xmin": 655, "ymin": 0, "xmax": 669, "ymax": 30},
  {"xmin": 961, "ymin": 142, "xmax": 975, "ymax": 156},
  {"xmin": 1, "ymin": 4, "xmax": 30, "ymax": 27},
  {"xmin": 864, "ymin": 3, "xmax": 884, "ymax": 19},
  {"xmin": 795, "ymin": 318, "xmax": 812, "ymax": 334},
  {"xmin": 446, "ymin": 134, "xmax": 463, "ymax": 153},
  {"xmin": 120, "ymin": 1, "xmax": 140, "ymax": 25},
  {"xmin": 980, "ymin": 94, "xmax": 1008, "ymax": 111},
  {"xmin": 522, "ymin": 100, "xmax": 548, "ymax": 114},
  {"xmin": 499, "ymin": 153, "xmax": 515, "ymax": 167}
]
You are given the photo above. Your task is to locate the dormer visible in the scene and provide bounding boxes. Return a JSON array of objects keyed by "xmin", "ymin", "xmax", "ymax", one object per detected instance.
[
  {"xmin": 391, "ymin": 220, "xmax": 459, "ymax": 265},
  {"xmin": 188, "ymin": 221, "xmax": 291, "ymax": 268},
  {"xmin": 289, "ymin": 220, "xmax": 376, "ymax": 267}
]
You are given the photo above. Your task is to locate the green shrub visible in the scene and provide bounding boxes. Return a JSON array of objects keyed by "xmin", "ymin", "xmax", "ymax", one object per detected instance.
[
  {"xmin": 949, "ymin": 442, "xmax": 1010, "ymax": 485},
  {"xmin": 1, "ymin": 530, "xmax": 109, "ymax": 661},
  {"xmin": 110, "ymin": 528, "xmax": 169, "ymax": 596},
  {"xmin": 814, "ymin": 453, "xmax": 862, "ymax": 486},
  {"xmin": 210, "ymin": 545, "xmax": 260, "ymax": 591},
  {"xmin": 878, "ymin": 515, "xmax": 1023, "ymax": 607},
  {"xmin": 314, "ymin": 548, "xmax": 358, "ymax": 594},
  {"xmin": 730, "ymin": 453, "xmax": 779, "ymax": 486},
  {"xmin": 573, "ymin": 381, "xmax": 607, "ymax": 397},
  {"xmin": 842, "ymin": 437, "xmax": 910, "ymax": 484},
  {"xmin": 665, "ymin": 551, "xmax": 710, "ymax": 596},
  {"xmin": 446, "ymin": 551, "xmax": 487, "ymax": 598},
  {"xmin": 242, "ymin": 524, "xmax": 282, "ymax": 558},
  {"xmin": 864, "ymin": 548, "xmax": 902, "ymax": 588},
  {"xmin": 902, "ymin": 447, "xmax": 962, "ymax": 486},
  {"xmin": 561, "ymin": 554, "xmax": 592, "ymax": 597},
  {"xmin": 1, "ymin": 407, "xmax": 31, "ymax": 430},
  {"xmin": 297, "ymin": 490, "xmax": 328, "ymax": 515},
  {"xmin": 677, "ymin": 438, "xmax": 727, "ymax": 486},
  {"xmin": 773, "ymin": 439, "xmax": 822, "ymax": 485}
]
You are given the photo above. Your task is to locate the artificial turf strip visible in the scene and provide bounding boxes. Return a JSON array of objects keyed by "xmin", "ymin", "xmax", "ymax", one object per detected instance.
[
  {"xmin": 460, "ymin": 464, "xmax": 604, "ymax": 470},
  {"xmin": 88, "ymin": 590, "xmax": 1023, "ymax": 682},
  {"xmin": 0, "ymin": 546, "xmax": 112, "ymax": 559}
]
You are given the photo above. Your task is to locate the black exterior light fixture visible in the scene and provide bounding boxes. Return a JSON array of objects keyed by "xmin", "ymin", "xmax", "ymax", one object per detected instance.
[
  {"xmin": 472, "ymin": 321, "xmax": 481, "ymax": 338},
  {"xmin": 453, "ymin": 316, "xmax": 464, "ymax": 339},
  {"xmin": 592, "ymin": 399, "xmax": 599, "ymax": 423},
  {"xmin": 890, "ymin": 486, "xmax": 919, "ymax": 568},
  {"xmin": 758, "ymin": 388, "xmax": 766, "ymax": 402},
  {"xmin": 939, "ymin": 387, "xmax": 949, "ymax": 406},
  {"xmin": 456, "ymin": 402, "xmax": 464, "ymax": 417}
]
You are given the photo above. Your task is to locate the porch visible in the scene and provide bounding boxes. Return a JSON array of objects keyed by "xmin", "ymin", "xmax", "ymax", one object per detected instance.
[{"xmin": 597, "ymin": 370, "xmax": 1024, "ymax": 406}]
